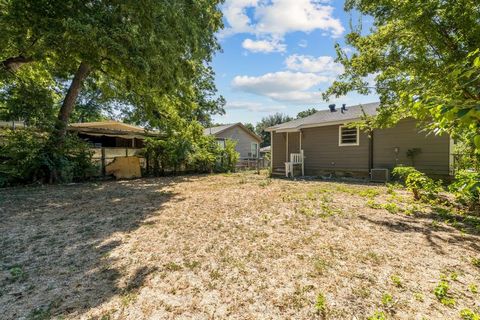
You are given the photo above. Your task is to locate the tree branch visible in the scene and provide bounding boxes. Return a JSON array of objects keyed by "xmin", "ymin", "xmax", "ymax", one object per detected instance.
[{"xmin": 2, "ymin": 55, "xmax": 33, "ymax": 72}]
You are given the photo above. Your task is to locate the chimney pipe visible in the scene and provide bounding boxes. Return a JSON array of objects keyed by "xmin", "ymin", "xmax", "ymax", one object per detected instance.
[
  {"xmin": 341, "ymin": 103, "xmax": 347, "ymax": 113},
  {"xmin": 328, "ymin": 104, "xmax": 336, "ymax": 112}
]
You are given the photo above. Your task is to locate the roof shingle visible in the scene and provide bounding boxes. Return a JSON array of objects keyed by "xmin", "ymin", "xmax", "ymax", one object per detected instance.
[{"xmin": 267, "ymin": 102, "xmax": 380, "ymax": 131}]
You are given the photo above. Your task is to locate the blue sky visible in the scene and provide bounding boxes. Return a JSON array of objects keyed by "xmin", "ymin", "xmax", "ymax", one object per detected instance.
[{"xmin": 211, "ymin": 0, "xmax": 377, "ymax": 125}]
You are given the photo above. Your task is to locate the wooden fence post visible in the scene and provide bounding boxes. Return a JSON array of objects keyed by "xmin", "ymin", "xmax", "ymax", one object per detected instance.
[{"xmin": 101, "ymin": 147, "xmax": 106, "ymax": 177}]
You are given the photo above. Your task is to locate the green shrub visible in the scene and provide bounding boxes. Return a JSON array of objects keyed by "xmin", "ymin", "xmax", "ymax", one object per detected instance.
[
  {"xmin": 392, "ymin": 166, "xmax": 442, "ymax": 200},
  {"xmin": 448, "ymin": 170, "xmax": 480, "ymax": 210},
  {"xmin": 0, "ymin": 129, "xmax": 95, "ymax": 186},
  {"xmin": 392, "ymin": 166, "xmax": 419, "ymax": 182},
  {"xmin": 143, "ymin": 128, "xmax": 239, "ymax": 175},
  {"xmin": 406, "ymin": 171, "xmax": 442, "ymax": 200},
  {"xmin": 220, "ymin": 139, "xmax": 239, "ymax": 172}
]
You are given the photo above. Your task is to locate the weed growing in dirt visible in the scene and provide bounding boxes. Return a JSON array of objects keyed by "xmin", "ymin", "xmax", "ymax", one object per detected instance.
[
  {"xmin": 413, "ymin": 292, "xmax": 424, "ymax": 302},
  {"xmin": 449, "ymin": 271, "xmax": 459, "ymax": 281},
  {"xmin": 364, "ymin": 251, "xmax": 383, "ymax": 265},
  {"xmin": 164, "ymin": 262, "xmax": 183, "ymax": 272},
  {"xmin": 434, "ymin": 280, "xmax": 455, "ymax": 307},
  {"xmin": 184, "ymin": 260, "xmax": 201, "ymax": 270},
  {"xmin": 28, "ymin": 305, "xmax": 51, "ymax": 320},
  {"xmin": 367, "ymin": 311, "xmax": 388, "ymax": 320},
  {"xmin": 121, "ymin": 291, "xmax": 138, "ymax": 307},
  {"xmin": 383, "ymin": 203, "xmax": 401, "ymax": 214},
  {"xmin": 472, "ymin": 257, "xmax": 480, "ymax": 268},
  {"xmin": 381, "ymin": 293, "xmax": 394, "ymax": 308},
  {"xmin": 314, "ymin": 292, "xmax": 326, "ymax": 314},
  {"xmin": 468, "ymin": 284, "xmax": 478, "ymax": 294},
  {"xmin": 390, "ymin": 274, "xmax": 403, "ymax": 287},
  {"xmin": 360, "ymin": 188, "xmax": 381, "ymax": 199},
  {"xmin": 319, "ymin": 202, "xmax": 341, "ymax": 218},
  {"xmin": 209, "ymin": 269, "xmax": 222, "ymax": 280},
  {"xmin": 460, "ymin": 308, "xmax": 480, "ymax": 320},
  {"xmin": 9, "ymin": 265, "xmax": 27, "ymax": 282},
  {"xmin": 352, "ymin": 285, "xmax": 371, "ymax": 299},
  {"xmin": 404, "ymin": 204, "xmax": 421, "ymax": 215},
  {"xmin": 334, "ymin": 184, "xmax": 355, "ymax": 195},
  {"xmin": 312, "ymin": 257, "xmax": 329, "ymax": 276},
  {"xmin": 286, "ymin": 285, "xmax": 313, "ymax": 310},
  {"xmin": 297, "ymin": 206, "xmax": 314, "ymax": 217},
  {"xmin": 259, "ymin": 179, "xmax": 272, "ymax": 187},
  {"xmin": 366, "ymin": 200, "xmax": 382, "ymax": 209},
  {"xmin": 386, "ymin": 183, "xmax": 400, "ymax": 195}
]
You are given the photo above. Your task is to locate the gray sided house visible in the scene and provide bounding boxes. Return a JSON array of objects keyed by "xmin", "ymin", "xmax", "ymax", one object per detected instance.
[
  {"xmin": 266, "ymin": 102, "xmax": 452, "ymax": 178},
  {"xmin": 204, "ymin": 123, "xmax": 262, "ymax": 159}
]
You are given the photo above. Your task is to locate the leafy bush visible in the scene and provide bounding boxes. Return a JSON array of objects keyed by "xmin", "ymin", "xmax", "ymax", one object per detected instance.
[
  {"xmin": 188, "ymin": 136, "xmax": 221, "ymax": 173},
  {"xmin": 448, "ymin": 170, "xmax": 480, "ymax": 210},
  {"xmin": 392, "ymin": 166, "xmax": 420, "ymax": 182},
  {"xmin": 143, "ymin": 125, "xmax": 239, "ymax": 175},
  {"xmin": 219, "ymin": 139, "xmax": 239, "ymax": 172},
  {"xmin": 405, "ymin": 171, "xmax": 442, "ymax": 200},
  {"xmin": 0, "ymin": 129, "xmax": 95, "ymax": 186},
  {"xmin": 393, "ymin": 166, "xmax": 442, "ymax": 200}
]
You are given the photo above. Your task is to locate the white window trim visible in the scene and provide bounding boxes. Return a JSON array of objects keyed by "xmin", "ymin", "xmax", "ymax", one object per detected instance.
[
  {"xmin": 338, "ymin": 125, "xmax": 360, "ymax": 146},
  {"xmin": 251, "ymin": 142, "xmax": 259, "ymax": 158}
]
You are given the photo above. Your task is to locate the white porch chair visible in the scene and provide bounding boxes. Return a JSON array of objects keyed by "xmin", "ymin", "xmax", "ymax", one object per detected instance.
[{"xmin": 285, "ymin": 149, "xmax": 305, "ymax": 177}]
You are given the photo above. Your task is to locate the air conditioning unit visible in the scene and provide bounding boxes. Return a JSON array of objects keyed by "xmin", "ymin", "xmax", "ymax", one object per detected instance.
[{"xmin": 370, "ymin": 168, "xmax": 389, "ymax": 182}]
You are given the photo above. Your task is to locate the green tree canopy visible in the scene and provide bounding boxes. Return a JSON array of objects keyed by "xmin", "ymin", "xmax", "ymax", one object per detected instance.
[
  {"xmin": 324, "ymin": 0, "xmax": 480, "ymax": 150},
  {"xmin": 1, "ymin": 0, "xmax": 224, "ymax": 139},
  {"xmin": 296, "ymin": 108, "xmax": 317, "ymax": 119},
  {"xmin": 255, "ymin": 113, "xmax": 293, "ymax": 147},
  {"xmin": 243, "ymin": 122, "xmax": 255, "ymax": 133}
]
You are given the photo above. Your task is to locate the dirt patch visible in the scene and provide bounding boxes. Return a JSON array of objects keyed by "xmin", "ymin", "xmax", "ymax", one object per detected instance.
[{"xmin": 1, "ymin": 172, "xmax": 479, "ymax": 319}]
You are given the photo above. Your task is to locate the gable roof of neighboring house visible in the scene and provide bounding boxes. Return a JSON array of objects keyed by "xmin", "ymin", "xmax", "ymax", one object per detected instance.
[
  {"xmin": 266, "ymin": 102, "xmax": 380, "ymax": 132},
  {"xmin": 204, "ymin": 122, "xmax": 262, "ymax": 142},
  {"xmin": 68, "ymin": 120, "xmax": 161, "ymax": 139}
]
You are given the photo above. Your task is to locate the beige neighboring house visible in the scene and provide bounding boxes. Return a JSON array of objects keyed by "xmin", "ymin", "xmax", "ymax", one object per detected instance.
[
  {"xmin": 266, "ymin": 102, "xmax": 452, "ymax": 179},
  {"xmin": 204, "ymin": 123, "xmax": 262, "ymax": 159}
]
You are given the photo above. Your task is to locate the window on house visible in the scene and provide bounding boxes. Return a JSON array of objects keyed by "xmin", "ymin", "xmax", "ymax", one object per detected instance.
[
  {"xmin": 251, "ymin": 142, "xmax": 258, "ymax": 158},
  {"xmin": 339, "ymin": 125, "xmax": 359, "ymax": 146},
  {"xmin": 217, "ymin": 139, "xmax": 226, "ymax": 149}
]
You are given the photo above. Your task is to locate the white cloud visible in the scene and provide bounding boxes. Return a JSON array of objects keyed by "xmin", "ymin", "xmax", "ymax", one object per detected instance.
[
  {"xmin": 226, "ymin": 101, "xmax": 286, "ymax": 112},
  {"xmin": 298, "ymin": 39, "xmax": 308, "ymax": 48},
  {"xmin": 220, "ymin": 0, "xmax": 258, "ymax": 37},
  {"xmin": 220, "ymin": 0, "xmax": 344, "ymax": 50},
  {"xmin": 242, "ymin": 38, "xmax": 286, "ymax": 53},
  {"xmin": 253, "ymin": 0, "xmax": 344, "ymax": 38},
  {"xmin": 284, "ymin": 54, "xmax": 344, "ymax": 74},
  {"xmin": 231, "ymin": 71, "xmax": 331, "ymax": 103}
]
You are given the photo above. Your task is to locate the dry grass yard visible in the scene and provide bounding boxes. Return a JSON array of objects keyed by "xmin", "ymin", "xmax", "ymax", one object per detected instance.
[{"xmin": 1, "ymin": 172, "xmax": 480, "ymax": 320}]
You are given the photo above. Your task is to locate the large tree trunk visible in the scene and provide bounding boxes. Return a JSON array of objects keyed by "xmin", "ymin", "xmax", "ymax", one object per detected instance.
[{"xmin": 54, "ymin": 61, "xmax": 91, "ymax": 142}]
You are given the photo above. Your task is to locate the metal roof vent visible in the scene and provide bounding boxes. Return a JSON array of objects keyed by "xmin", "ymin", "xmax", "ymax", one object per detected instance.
[
  {"xmin": 328, "ymin": 104, "xmax": 336, "ymax": 112},
  {"xmin": 341, "ymin": 104, "xmax": 347, "ymax": 113}
]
